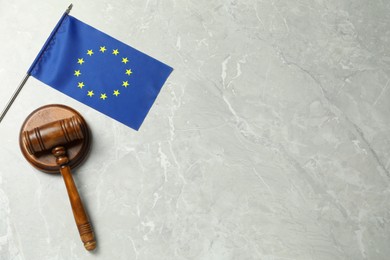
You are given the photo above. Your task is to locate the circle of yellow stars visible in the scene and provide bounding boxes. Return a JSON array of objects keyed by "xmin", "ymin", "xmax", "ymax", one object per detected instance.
[{"xmin": 73, "ymin": 46, "xmax": 134, "ymax": 101}]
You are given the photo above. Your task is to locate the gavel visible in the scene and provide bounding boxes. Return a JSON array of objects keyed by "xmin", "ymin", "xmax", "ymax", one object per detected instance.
[{"xmin": 19, "ymin": 105, "xmax": 96, "ymax": 251}]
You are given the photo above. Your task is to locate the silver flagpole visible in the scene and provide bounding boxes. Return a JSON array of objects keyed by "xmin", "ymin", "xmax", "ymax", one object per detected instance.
[
  {"xmin": 0, "ymin": 74, "xmax": 30, "ymax": 123},
  {"xmin": 0, "ymin": 4, "xmax": 73, "ymax": 123}
]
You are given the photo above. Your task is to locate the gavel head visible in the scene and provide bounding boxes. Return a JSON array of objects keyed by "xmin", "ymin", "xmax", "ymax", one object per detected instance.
[
  {"xmin": 22, "ymin": 116, "xmax": 86, "ymax": 155},
  {"xmin": 20, "ymin": 104, "xmax": 91, "ymax": 174}
]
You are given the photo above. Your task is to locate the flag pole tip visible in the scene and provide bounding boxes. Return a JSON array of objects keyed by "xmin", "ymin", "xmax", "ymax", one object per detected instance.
[{"xmin": 66, "ymin": 4, "xmax": 73, "ymax": 13}]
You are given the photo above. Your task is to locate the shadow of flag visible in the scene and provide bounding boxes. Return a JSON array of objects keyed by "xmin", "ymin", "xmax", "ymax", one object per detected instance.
[{"xmin": 29, "ymin": 14, "xmax": 173, "ymax": 130}]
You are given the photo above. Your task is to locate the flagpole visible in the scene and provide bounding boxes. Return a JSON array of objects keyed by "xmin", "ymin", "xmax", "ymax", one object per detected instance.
[
  {"xmin": 0, "ymin": 4, "xmax": 73, "ymax": 124},
  {"xmin": 0, "ymin": 74, "xmax": 30, "ymax": 123}
]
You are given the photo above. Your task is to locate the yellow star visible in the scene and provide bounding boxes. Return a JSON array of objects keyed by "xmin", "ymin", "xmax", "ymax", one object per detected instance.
[
  {"xmin": 78, "ymin": 82, "xmax": 85, "ymax": 89},
  {"xmin": 122, "ymin": 57, "xmax": 129, "ymax": 64},
  {"xmin": 99, "ymin": 46, "xmax": 107, "ymax": 53},
  {"xmin": 125, "ymin": 69, "xmax": 133, "ymax": 76},
  {"xmin": 100, "ymin": 93, "xmax": 108, "ymax": 100},
  {"xmin": 77, "ymin": 58, "xmax": 85, "ymax": 65},
  {"xmin": 113, "ymin": 90, "xmax": 120, "ymax": 96},
  {"xmin": 87, "ymin": 49, "xmax": 94, "ymax": 56},
  {"xmin": 112, "ymin": 49, "xmax": 119, "ymax": 55},
  {"xmin": 87, "ymin": 90, "xmax": 94, "ymax": 97},
  {"xmin": 122, "ymin": 81, "xmax": 129, "ymax": 87},
  {"xmin": 74, "ymin": 70, "xmax": 81, "ymax": 77}
]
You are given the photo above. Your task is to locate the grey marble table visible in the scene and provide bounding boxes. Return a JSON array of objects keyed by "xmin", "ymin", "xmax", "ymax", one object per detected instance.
[{"xmin": 0, "ymin": 0, "xmax": 389, "ymax": 259}]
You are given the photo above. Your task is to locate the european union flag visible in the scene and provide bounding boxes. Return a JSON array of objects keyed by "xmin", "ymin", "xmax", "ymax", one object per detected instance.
[{"xmin": 29, "ymin": 14, "xmax": 173, "ymax": 130}]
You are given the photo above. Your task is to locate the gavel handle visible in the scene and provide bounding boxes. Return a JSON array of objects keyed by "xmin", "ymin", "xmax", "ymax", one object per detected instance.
[{"xmin": 53, "ymin": 147, "xmax": 96, "ymax": 251}]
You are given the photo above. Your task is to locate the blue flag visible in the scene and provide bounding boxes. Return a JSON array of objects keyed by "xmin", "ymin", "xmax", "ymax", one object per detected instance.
[{"xmin": 29, "ymin": 14, "xmax": 173, "ymax": 130}]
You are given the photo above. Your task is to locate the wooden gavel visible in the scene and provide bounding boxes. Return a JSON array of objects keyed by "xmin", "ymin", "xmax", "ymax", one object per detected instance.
[{"xmin": 20, "ymin": 105, "xmax": 96, "ymax": 251}]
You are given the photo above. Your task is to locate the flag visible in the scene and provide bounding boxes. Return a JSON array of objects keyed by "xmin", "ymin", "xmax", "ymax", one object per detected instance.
[{"xmin": 29, "ymin": 14, "xmax": 173, "ymax": 130}]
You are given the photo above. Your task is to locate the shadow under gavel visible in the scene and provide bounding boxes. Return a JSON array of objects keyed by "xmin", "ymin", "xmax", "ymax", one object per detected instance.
[{"xmin": 21, "ymin": 115, "xmax": 96, "ymax": 251}]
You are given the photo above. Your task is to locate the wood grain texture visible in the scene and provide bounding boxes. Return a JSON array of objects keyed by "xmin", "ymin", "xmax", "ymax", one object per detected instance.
[
  {"xmin": 19, "ymin": 104, "xmax": 90, "ymax": 173},
  {"xmin": 53, "ymin": 147, "xmax": 96, "ymax": 251},
  {"xmin": 19, "ymin": 104, "xmax": 96, "ymax": 251}
]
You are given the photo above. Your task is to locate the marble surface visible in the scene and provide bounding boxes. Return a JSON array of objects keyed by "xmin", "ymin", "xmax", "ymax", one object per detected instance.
[{"xmin": 0, "ymin": 0, "xmax": 389, "ymax": 259}]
